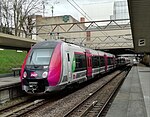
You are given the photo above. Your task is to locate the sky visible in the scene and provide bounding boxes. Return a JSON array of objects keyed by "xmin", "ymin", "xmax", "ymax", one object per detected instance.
[{"xmin": 44, "ymin": 0, "xmax": 125, "ymax": 21}]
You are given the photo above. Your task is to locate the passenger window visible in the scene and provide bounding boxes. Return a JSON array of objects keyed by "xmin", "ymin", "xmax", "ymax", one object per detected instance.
[
  {"xmin": 92, "ymin": 56, "xmax": 100, "ymax": 68},
  {"xmin": 74, "ymin": 53, "xmax": 86, "ymax": 71},
  {"xmin": 100, "ymin": 56, "xmax": 105, "ymax": 67}
]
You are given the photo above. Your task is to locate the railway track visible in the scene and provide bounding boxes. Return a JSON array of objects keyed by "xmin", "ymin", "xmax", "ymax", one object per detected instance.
[
  {"xmin": 63, "ymin": 67, "xmax": 130, "ymax": 117},
  {"xmin": 0, "ymin": 86, "xmax": 81, "ymax": 117},
  {"xmin": 0, "ymin": 67, "xmax": 131, "ymax": 117},
  {"xmin": 0, "ymin": 98, "xmax": 48, "ymax": 117}
]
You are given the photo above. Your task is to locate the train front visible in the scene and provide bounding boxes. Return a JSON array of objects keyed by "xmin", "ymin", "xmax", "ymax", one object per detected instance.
[{"xmin": 20, "ymin": 41, "xmax": 62, "ymax": 94}]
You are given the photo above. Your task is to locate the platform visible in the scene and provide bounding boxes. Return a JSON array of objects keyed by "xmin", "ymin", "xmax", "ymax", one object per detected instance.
[
  {"xmin": 0, "ymin": 76, "xmax": 22, "ymax": 104},
  {"xmin": 106, "ymin": 64, "xmax": 150, "ymax": 117},
  {"xmin": 0, "ymin": 76, "xmax": 20, "ymax": 89}
]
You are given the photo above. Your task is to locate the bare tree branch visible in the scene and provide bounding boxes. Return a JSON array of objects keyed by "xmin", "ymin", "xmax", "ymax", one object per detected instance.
[{"xmin": 1, "ymin": 0, "xmax": 42, "ymax": 37}]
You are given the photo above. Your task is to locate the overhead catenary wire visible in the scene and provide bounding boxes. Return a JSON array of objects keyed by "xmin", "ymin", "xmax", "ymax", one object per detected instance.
[
  {"xmin": 71, "ymin": 0, "xmax": 92, "ymax": 21},
  {"xmin": 67, "ymin": 0, "xmax": 90, "ymax": 21},
  {"xmin": 67, "ymin": 0, "xmax": 114, "ymax": 46}
]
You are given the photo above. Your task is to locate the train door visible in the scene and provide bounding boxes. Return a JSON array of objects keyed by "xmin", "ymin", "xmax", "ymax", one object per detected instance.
[
  {"xmin": 85, "ymin": 51, "xmax": 92, "ymax": 78},
  {"xmin": 104, "ymin": 54, "xmax": 107, "ymax": 72},
  {"xmin": 113, "ymin": 56, "xmax": 116, "ymax": 68},
  {"xmin": 66, "ymin": 52, "xmax": 72, "ymax": 82}
]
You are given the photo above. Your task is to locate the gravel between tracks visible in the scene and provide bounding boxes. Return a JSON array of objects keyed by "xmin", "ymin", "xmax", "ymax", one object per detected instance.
[{"xmin": 25, "ymin": 71, "xmax": 120, "ymax": 117}]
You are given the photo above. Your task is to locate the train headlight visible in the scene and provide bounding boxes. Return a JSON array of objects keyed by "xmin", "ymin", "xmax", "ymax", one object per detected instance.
[
  {"xmin": 23, "ymin": 71, "xmax": 27, "ymax": 78},
  {"xmin": 42, "ymin": 71, "xmax": 48, "ymax": 78}
]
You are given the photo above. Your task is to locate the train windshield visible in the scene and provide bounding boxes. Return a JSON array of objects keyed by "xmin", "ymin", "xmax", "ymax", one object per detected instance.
[{"xmin": 26, "ymin": 49, "xmax": 54, "ymax": 65}]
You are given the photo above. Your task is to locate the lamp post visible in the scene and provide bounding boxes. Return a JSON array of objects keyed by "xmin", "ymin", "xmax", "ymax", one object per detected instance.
[
  {"xmin": 42, "ymin": 0, "xmax": 49, "ymax": 17},
  {"xmin": 50, "ymin": 1, "xmax": 59, "ymax": 17},
  {"xmin": 51, "ymin": 6, "xmax": 54, "ymax": 17}
]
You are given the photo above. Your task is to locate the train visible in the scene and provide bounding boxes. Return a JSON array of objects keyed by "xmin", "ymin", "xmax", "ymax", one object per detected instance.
[
  {"xmin": 116, "ymin": 56, "xmax": 130, "ymax": 66},
  {"xmin": 20, "ymin": 40, "xmax": 129, "ymax": 94},
  {"xmin": 141, "ymin": 54, "xmax": 150, "ymax": 66}
]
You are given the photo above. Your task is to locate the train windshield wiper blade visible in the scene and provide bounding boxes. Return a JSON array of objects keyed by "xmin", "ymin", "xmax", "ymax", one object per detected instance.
[{"xmin": 30, "ymin": 52, "xmax": 36, "ymax": 65}]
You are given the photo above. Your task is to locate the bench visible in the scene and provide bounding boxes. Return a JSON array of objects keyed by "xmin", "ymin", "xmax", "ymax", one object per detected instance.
[{"xmin": 12, "ymin": 68, "xmax": 21, "ymax": 77}]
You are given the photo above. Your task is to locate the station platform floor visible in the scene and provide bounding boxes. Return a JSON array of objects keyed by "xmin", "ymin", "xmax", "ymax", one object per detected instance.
[
  {"xmin": 0, "ymin": 76, "xmax": 20, "ymax": 88},
  {"xmin": 106, "ymin": 64, "xmax": 150, "ymax": 117}
]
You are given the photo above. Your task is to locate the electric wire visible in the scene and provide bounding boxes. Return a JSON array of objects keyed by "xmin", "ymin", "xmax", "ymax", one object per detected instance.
[
  {"xmin": 67, "ymin": 0, "xmax": 114, "ymax": 48},
  {"xmin": 71, "ymin": 0, "xmax": 92, "ymax": 21}
]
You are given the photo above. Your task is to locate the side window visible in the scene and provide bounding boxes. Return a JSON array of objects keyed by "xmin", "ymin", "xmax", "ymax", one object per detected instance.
[
  {"xmin": 92, "ymin": 56, "xmax": 100, "ymax": 68},
  {"xmin": 67, "ymin": 53, "xmax": 70, "ymax": 61},
  {"xmin": 111, "ymin": 58, "xmax": 113, "ymax": 64},
  {"xmin": 100, "ymin": 56, "xmax": 105, "ymax": 67},
  {"xmin": 107, "ymin": 57, "xmax": 114, "ymax": 65},
  {"xmin": 75, "ymin": 53, "xmax": 86, "ymax": 71},
  {"xmin": 108, "ymin": 58, "xmax": 111, "ymax": 65}
]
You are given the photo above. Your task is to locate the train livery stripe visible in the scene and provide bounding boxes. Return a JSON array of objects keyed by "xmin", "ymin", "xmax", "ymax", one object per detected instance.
[
  {"xmin": 72, "ymin": 56, "xmax": 76, "ymax": 72},
  {"xmin": 47, "ymin": 43, "xmax": 62, "ymax": 86},
  {"xmin": 20, "ymin": 49, "xmax": 31, "ymax": 80}
]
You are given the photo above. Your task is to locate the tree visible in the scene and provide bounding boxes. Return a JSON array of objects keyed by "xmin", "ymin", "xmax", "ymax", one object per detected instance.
[
  {"xmin": 1, "ymin": 0, "xmax": 42, "ymax": 37},
  {"xmin": 0, "ymin": 0, "xmax": 12, "ymax": 34}
]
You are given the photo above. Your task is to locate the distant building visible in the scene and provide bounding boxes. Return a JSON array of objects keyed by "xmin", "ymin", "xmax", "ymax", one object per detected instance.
[
  {"xmin": 113, "ymin": 0, "xmax": 129, "ymax": 19},
  {"xmin": 32, "ymin": 15, "xmax": 88, "ymax": 42},
  {"xmin": 111, "ymin": 0, "xmax": 129, "ymax": 24}
]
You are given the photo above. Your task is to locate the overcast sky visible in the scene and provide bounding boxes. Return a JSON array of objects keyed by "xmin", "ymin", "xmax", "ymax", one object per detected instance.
[{"xmin": 44, "ymin": 0, "xmax": 125, "ymax": 21}]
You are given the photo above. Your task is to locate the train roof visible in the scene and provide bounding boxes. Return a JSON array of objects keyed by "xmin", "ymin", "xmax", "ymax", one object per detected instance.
[
  {"xmin": 32, "ymin": 40, "xmax": 115, "ymax": 57},
  {"xmin": 32, "ymin": 40, "xmax": 62, "ymax": 49}
]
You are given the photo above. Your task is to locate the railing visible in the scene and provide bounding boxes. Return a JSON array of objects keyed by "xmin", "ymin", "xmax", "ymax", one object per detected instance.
[{"xmin": 12, "ymin": 68, "xmax": 21, "ymax": 77}]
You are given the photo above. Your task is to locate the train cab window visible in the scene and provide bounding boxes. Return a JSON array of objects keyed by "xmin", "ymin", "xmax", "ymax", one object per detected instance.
[
  {"xmin": 26, "ymin": 49, "xmax": 53, "ymax": 65},
  {"xmin": 74, "ymin": 54, "xmax": 86, "ymax": 71}
]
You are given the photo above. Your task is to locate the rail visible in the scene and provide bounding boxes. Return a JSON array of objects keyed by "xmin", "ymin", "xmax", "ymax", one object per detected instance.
[
  {"xmin": 63, "ymin": 66, "xmax": 131, "ymax": 117},
  {"xmin": 0, "ymin": 99, "xmax": 47, "ymax": 117}
]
